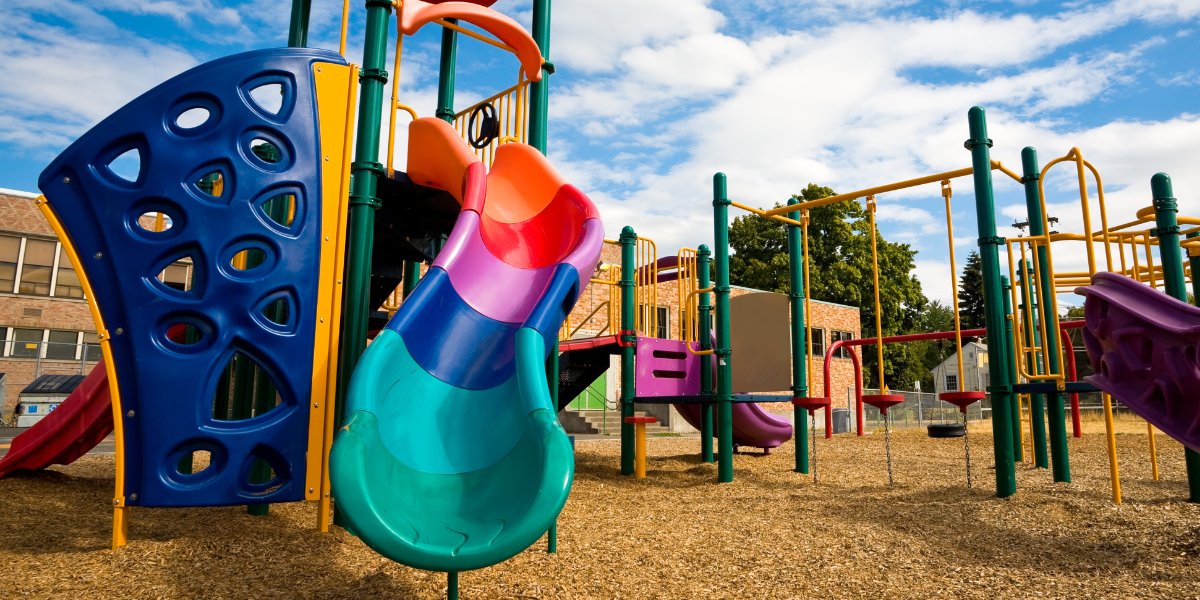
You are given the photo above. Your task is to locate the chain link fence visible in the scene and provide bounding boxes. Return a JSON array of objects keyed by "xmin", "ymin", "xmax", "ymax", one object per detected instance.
[{"xmin": 840, "ymin": 387, "xmax": 1142, "ymax": 432}]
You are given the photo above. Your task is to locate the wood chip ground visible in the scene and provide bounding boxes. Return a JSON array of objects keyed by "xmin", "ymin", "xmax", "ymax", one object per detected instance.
[{"xmin": 2, "ymin": 417, "xmax": 1198, "ymax": 599}]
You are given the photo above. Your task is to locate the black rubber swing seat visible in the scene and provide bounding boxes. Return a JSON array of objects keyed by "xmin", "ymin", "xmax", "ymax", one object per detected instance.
[{"xmin": 927, "ymin": 423, "xmax": 967, "ymax": 438}]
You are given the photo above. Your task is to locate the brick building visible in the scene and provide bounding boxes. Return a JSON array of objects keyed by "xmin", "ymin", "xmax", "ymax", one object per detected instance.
[
  {"xmin": 0, "ymin": 189, "xmax": 103, "ymax": 419},
  {"xmin": 561, "ymin": 239, "xmax": 862, "ymax": 430}
]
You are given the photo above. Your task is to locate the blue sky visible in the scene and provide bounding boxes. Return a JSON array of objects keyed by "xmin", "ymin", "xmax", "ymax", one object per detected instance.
[{"xmin": 1, "ymin": 0, "xmax": 1197, "ymax": 307}]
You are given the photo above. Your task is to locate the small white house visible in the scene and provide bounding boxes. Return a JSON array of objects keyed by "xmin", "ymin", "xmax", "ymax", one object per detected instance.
[{"xmin": 930, "ymin": 341, "xmax": 990, "ymax": 394}]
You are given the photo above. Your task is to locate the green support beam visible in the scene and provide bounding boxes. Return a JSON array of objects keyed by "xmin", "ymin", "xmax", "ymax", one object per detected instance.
[
  {"xmin": 435, "ymin": 19, "xmax": 459, "ymax": 123},
  {"xmin": 335, "ymin": 0, "xmax": 393, "ymax": 435},
  {"xmin": 527, "ymin": 0, "xmax": 552, "ymax": 153},
  {"xmin": 966, "ymin": 107, "xmax": 1016, "ymax": 497},
  {"xmin": 1148, "ymin": 173, "xmax": 1200, "ymax": 502},
  {"xmin": 619, "ymin": 226, "xmax": 637, "ymax": 476},
  {"xmin": 287, "ymin": 0, "xmax": 312, "ymax": 47},
  {"xmin": 713, "ymin": 173, "xmax": 734, "ymax": 483},
  {"xmin": 1020, "ymin": 147, "xmax": 1069, "ymax": 480},
  {"xmin": 698, "ymin": 245, "xmax": 715, "ymax": 464},
  {"xmin": 787, "ymin": 198, "xmax": 809, "ymax": 474}
]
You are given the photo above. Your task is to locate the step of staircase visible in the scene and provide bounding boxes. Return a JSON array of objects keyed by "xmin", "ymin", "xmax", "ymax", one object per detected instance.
[{"xmin": 562, "ymin": 409, "xmax": 670, "ymax": 436}]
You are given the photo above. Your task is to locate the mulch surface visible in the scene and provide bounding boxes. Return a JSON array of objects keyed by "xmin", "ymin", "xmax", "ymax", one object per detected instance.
[{"xmin": 2, "ymin": 417, "xmax": 1198, "ymax": 599}]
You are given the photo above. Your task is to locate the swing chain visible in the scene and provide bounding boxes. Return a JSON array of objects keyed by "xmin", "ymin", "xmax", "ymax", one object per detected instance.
[
  {"xmin": 811, "ymin": 411, "xmax": 818, "ymax": 484},
  {"xmin": 884, "ymin": 412, "xmax": 894, "ymax": 486},
  {"xmin": 963, "ymin": 410, "xmax": 973, "ymax": 489}
]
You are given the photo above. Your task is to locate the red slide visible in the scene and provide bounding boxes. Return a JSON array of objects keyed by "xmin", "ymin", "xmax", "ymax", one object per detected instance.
[{"xmin": 0, "ymin": 361, "xmax": 113, "ymax": 478}]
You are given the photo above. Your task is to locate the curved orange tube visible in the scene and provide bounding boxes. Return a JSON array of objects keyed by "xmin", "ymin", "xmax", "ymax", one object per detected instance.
[{"xmin": 399, "ymin": 0, "xmax": 544, "ymax": 82}]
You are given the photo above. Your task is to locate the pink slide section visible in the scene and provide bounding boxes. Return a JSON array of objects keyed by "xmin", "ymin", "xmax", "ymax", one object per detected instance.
[
  {"xmin": 674, "ymin": 402, "xmax": 793, "ymax": 450},
  {"xmin": 632, "ymin": 337, "xmax": 792, "ymax": 450},
  {"xmin": 1078, "ymin": 272, "xmax": 1200, "ymax": 452},
  {"xmin": 0, "ymin": 362, "xmax": 113, "ymax": 478}
]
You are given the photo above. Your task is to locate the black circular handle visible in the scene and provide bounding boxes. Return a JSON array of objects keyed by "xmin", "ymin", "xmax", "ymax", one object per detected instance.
[{"xmin": 467, "ymin": 103, "xmax": 501, "ymax": 150}]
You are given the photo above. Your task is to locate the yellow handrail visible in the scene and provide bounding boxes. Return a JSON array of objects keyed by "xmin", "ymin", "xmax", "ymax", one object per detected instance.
[
  {"xmin": 569, "ymin": 301, "xmax": 612, "ymax": 338},
  {"xmin": 677, "ymin": 247, "xmax": 700, "ymax": 342},
  {"xmin": 385, "ymin": 11, "xmax": 407, "ymax": 176},
  {"xmin": 339, "ymin": 0, "xmax": 351, "ymax": 56},
  {"xmin": 452, "ymin": 72, "xmax": 529, "ymax": 166},
  {"xmin": 683, "ymin": 286, "xmax": 716, "ymax": 356}
]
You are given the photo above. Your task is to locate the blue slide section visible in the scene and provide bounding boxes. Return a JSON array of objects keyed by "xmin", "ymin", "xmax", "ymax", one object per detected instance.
[{"xmin": 37, "ymin": 48, "xmax": 346, "ymax": 507}]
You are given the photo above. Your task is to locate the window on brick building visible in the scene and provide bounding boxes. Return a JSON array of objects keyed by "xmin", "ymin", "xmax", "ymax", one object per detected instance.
[
  {"xmin": 45, "ymin": 330, "xmax": 78, "ymax": 360},
  {"xmin": 8, "ymin": 328, "xmax": 42, "ymax": 358},
  {"xmin": 54, "ymin": 245, "xmax": 84, "ymax": 299},
  {"xmin": 832, "ymin": 330, "xmax": 855, "ymax": 358},
  {"xmin": 808, "ymin": 327, "xmax": 825, "ymax": 358},
  {"xmin": 0, "ymin": 235, "xmax": 19, "ymax": 293},
  {"xmin": 18, "ymin": 239, "xmax": 56, "ymax": 296},
  {"xmin": 82, "ymin": 332, "xmax": 102, "ymax": 361},
  {"xmin": 655, "ymin": 306, "xmax": 669, "ymax": 339}
]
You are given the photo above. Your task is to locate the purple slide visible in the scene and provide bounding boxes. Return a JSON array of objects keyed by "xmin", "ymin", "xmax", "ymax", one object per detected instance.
[
  {"xmin": 635, "ymin": 337, "xmax": 792, "ymax": 449},
  {"xmin": 673, "ymin": 402, "xmax": 793, "ymax": 450},
  {"xmin": 1077, "ymin": 271, "xmax": 1200, "ymax": 452}
]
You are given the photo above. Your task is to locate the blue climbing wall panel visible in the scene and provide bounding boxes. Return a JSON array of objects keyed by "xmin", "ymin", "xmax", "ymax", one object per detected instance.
[{"xmin": 37, "ymin": 48, "xmax": 347, "ymax": 507}]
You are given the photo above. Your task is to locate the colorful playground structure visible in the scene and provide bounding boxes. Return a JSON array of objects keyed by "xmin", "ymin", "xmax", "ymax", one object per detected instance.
[{"xmin": 1, "ymin": 0, "xmax": 1199, "ymax": 598}]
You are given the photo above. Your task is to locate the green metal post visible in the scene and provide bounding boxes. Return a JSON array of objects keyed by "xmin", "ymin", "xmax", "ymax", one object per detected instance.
[
  {"xmin": 527, "ymin": 0, "xmax": 552, "ymax": 152},
  {"xmin": 966, "ymin": 107, "xmax": 1016, "ymax": 497},
  {"xmin": 1019, "ymin": 261, "xmax": 1048, "ymax": 468},
  {"xmin": 697, "ymin": 245, "xmax": 714, "ymax": 464},
  {"xmin": 334, "ymin": 0, "xmax": 393, "ymax": 435},
  {"xmin": 287, "ymin": 0, "xmax": 312, "ymax": 47},
  {"xmin": 787, "ymin": 198, "xmax": 809, "ymax": 473},
  {"xmin": 619, "ymin": 226, "xmax": 637, "ymax": 475},
  {"xmin": 1149, "ymin": 173, "xmax": 1200, "ymax": 501},
  {"xmin": 402, "ymin": 260, "xmax": 421, "ymax": 298},
  {"xmin": 447, "ymin": 571, "xmax": 458, "ymax": 600},
  {"xmin": 1001, "ymin": 276, "xmax": 1023, "ymax": 463},
  {"xmin": 713, "ymin": 173, "xmax": 734, "ymax": 483},
  {"xmin": 1020, "ymin": 147, "xmax": 1070, "ymax": 481},
  {"xmin": 435, "ymin": 20, "xmax": 459, "ymax": 123}
]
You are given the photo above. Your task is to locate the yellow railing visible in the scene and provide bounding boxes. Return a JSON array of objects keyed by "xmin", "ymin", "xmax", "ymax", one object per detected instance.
[
  {"xmin": 1006, "ymin": 236, "xmax": 1065, "ymax": 386},
  {"xmin": 452, "ymin": 73, "xmax": 530, "ymax": 166},
  {"xmin": 635, "ymin": 237, "xmax": 658, "ymax": 336},
  {"xmin": 677, "ymin": 247, "xmax": 700, "ymax": 342}
]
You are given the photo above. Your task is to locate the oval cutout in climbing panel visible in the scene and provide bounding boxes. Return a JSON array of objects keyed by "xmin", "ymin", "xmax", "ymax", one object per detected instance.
[{"xmin": 129, "ymin": 199, "xmax": 186, "ymax": 239}]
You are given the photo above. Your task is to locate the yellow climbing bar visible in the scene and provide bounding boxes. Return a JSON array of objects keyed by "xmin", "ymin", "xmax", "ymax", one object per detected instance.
[
  {"xmin": 761, "ymin": 161, "xmax": 1021, "ymax": 217},
  {"xmin": 730, "ymin": 201, "xmax": 804, "ymax": 227}
]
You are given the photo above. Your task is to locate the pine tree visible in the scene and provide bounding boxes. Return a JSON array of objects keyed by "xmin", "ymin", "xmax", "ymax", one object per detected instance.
[{"xmin": 957, "ymin": 250, "xmax": 986, "ymax": 332}]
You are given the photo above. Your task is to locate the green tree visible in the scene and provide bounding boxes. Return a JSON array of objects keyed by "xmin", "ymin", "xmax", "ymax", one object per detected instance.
[
  {"xmin": 957, "ymin": 250, "xmax": 986, "ymax": 331},
  {"xmin": 916, "ymin": 300, "xmax": 955, "ymax": 391},
  {"xmin": 728, "ymin": 184, "xmax": 929, "ymax": 389}
]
